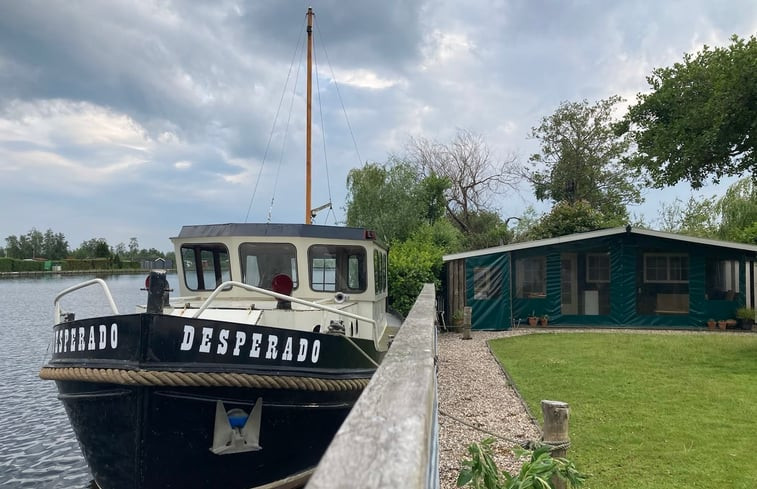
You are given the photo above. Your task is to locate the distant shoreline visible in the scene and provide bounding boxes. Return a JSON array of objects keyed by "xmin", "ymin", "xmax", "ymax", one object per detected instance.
[{"xmin": 0, "ymin": 269, "xmax": 177, "ymax": 279}]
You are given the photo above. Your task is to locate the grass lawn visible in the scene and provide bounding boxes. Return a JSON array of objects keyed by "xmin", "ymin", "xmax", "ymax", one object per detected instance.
[{"xmin": 488, "ymin": 332, "xmax": 757, "ymax": 489}]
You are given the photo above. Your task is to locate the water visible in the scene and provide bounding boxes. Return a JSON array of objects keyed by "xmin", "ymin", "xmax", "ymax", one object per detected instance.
[{"xmin": 0, "ymin": 273, "xmax": 175, "ymax": 488}]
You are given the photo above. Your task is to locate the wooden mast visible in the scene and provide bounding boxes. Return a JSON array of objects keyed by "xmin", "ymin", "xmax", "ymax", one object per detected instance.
[{"xmin": 305, "ymin": 7, "xmax": 314, "ymax": 224}]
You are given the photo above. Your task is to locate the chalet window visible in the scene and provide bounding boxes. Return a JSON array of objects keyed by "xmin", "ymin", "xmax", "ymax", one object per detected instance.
[
  {"xmin": 644, "ymin": 253, "xmax": 689, "ymax": 283},
  {"xmin": 239, "ymin": 243, "xmax": 298, "ymax": 290},
  {"xmin": 181, "ymin": 243, "xmax": 231, "ymax": 291},
  {"xmin": 705, "ymin": 258, "xmax": 739, "ymax": 300},
  {"xmin": 516, "ymin": 256, "xmax": 546, "ymax": 298},
  {"xmin": 586, "ymin": 253, "xmax": 610, "ymax": 283},
  {"xmin": 309, "ymin": 245, "xmax": 366, "ymax": 293},
  {"xmin": 473, "ymin": 267, "xmax": 502, "ymax": 300}
]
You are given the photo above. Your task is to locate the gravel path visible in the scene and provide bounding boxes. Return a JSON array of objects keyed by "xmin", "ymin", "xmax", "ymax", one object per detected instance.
[{"xmin": 437, "ymin": 329, "xmax": 540, "ymax": 489}]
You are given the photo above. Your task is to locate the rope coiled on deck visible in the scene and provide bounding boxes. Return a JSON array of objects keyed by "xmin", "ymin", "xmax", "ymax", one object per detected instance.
[{"xmin": 39, "ymin": 367, "xmax": 369, "ymax": 392}]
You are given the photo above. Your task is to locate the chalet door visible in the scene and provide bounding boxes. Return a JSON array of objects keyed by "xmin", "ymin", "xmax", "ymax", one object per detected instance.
[{"xmin": 561, "ymin": 253, "xmax": 578, "ymax": 315}]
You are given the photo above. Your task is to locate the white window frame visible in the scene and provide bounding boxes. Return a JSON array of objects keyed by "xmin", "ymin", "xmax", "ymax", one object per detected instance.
[
  {"xmin": 586, "ymin": 252, "xmax": 610, "ymax": 283},
  {"xmin": 643, "ymin": 253, "xmax": 689, "ymax": 284}
]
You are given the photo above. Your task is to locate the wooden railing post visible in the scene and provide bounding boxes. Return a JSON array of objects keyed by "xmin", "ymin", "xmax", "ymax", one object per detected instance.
[
  {"xmin": 461, "ymin": 306, "xmax": 472, "ymax": 340},
  {"xmin": 541, "ymin": 400, "xmax": 570, "ymax": 489}
]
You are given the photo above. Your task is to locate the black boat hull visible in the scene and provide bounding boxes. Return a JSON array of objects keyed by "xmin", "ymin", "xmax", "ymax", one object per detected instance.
[{"xmin": 44, "ymin": 314, "xmax": 378, "ymax": 489}]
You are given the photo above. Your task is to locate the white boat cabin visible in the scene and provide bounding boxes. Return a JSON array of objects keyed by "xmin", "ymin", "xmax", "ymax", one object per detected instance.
[{"xmin": 157, "ymin": 223, "xmax": 392, "ymax": 348}]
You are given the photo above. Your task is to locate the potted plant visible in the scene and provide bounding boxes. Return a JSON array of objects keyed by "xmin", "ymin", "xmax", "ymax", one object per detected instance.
[
  {"xmin": 706, "ymin": 318, "xmax": 716, "ymax": 330},
  {"xmin": 527, "ymin": 311, "xmax": 539, "ymax": 327},
  {"xmin": 540, "ymin": 315, "xmax": 549, "ymax": 327},
  {"xmin": 736, "ymin": 307, "xmax": 756, "ymax": 330},
  {"xmin": 718, "ymin": 319, "xmax": 727, "ymax": 330}
]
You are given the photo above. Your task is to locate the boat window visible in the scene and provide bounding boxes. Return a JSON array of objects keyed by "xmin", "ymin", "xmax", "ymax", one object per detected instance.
[
  {"xmin": 239, "ymin": 243, "xmax": 298, "ymax": 290},
  {"xmin": 309, "ymin": 245, "xmax": 366, "ymax": 293},
  {"xmin": 181, "ymin": 244, "xmax": 231, "ymax": 291}
]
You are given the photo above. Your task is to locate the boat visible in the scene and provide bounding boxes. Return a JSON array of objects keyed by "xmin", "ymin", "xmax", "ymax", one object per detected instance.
[{"xmin": 40, "ymin": 8, "xmax": 397, "ymax": 489}]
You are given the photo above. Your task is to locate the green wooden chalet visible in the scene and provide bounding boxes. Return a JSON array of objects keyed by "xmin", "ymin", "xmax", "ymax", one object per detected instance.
[{"xmin": 442, "ymin": 226, "xmax": 757, "ymax": 330}]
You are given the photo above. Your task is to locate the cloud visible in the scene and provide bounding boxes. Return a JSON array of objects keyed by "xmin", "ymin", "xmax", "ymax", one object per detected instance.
[{"xmin": 0, "ymin": 0, "xmax": 756, "ymax": 250}]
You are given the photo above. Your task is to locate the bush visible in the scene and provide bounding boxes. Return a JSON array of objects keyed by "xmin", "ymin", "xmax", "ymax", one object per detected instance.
[
  {"xmin": 457, "ymin": 438, "xmax": 587, "ymax": 489},
  {"xmin": 0, "ymin": 258, "xmax": 12, "ymax": 272},
  {"xmin": 388, "ymin": 231, "xmax": 444, "ymax": 316},
  {"xmin": 12, "ymin": 260, "xmax": 44, "ymax": 272}
]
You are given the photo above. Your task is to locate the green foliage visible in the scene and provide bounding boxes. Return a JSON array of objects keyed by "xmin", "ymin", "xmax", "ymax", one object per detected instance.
[
  {"xmin": 345, "ymin": 159, "xmax": 450, "ymax": 244},
  {"xmin": 72, "ymin": 238, "xmax": 111, "ymax": 259},
  {"xmin": 657, "ymin": 195, "xmax": 719, "ymax": 238},
  {"xmin": 457, "ymin": 438, "xmax": 587, "ymax": 489},
  {"xmin": 736, "ymin": 307, "xmax": 756, "ymax": 320},
  {"xmin": 715, "ymin": 177, "xmax": 757, "ymax": 242},
  {"xmin": 459, "ymin": 211, "xmax": 513, "ymax": 250},
  {"xmin": 489, "ymin": 333, "xmax": 757, "ymax": 488},
  {"xmin": 520, "ymin": 201, "xmax": 620, "ymax": 240},
  {"xmin": 4, "ymin": 228, "xmax": 69, "ymax": 259},
  {"xmin": 528, "ymin": 96, "xmax": 640, "ymax": 223},
  {"xmin": 0, "ymin": 257, "xmax": 13, "ymax": 272},
  {"xmin": 387, "ymin": 226, "xmax": 445, "ymax": 316},
  {"xmin": 12, "ymin": 259, "xmax": 44, "ymax": 272},
  {"xmin": 622, "ymin": 35, "xmax": 757, "ymax": 188}
]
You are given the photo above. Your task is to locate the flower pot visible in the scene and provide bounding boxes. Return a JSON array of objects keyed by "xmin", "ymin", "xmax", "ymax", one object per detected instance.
[
  {"xmin": 540, "ymin": 317, "xmax": 549, "ymax": 327},
  {"xmin": 718, "ymin": 320, "xmax": 727, "ymax": 330},
  {"xmin": 706, "ymin": 320, "xmax": 716, "ymax": 330},
  {"xmin": 527, "ymin": 317, "xmax": 539, "ymax": 327}
]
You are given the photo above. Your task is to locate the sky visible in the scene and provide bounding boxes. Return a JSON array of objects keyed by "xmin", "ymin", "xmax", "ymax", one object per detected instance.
[{"xmin": 0, "ymin": 1, "xmax": 755, "ymax": 252}]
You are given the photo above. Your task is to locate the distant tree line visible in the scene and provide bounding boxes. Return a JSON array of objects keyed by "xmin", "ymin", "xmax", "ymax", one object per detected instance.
[{"xmin": 0, "ymin": 229, "xmax": 175, "ymax": 266}]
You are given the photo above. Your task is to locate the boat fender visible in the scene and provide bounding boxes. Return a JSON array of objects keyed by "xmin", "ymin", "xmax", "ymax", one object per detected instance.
[{"xmin": 334, "ymin": 292, "xmax": 348, "ymax": 304}]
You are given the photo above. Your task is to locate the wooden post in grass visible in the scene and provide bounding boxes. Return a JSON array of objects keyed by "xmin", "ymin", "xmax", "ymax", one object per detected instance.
[
  {"xmin": 461, "ymin": 306, "xmax": 472, "ymax": 339},
  {"xmin": 541, "ymin": 400, "xmax": 570, "ymax": 489}
]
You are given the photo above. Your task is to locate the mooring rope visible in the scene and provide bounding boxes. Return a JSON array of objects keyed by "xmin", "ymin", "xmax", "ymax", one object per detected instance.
[
  {"xmin": 438, "ymin": 408, "xmax": 571, "ymax": 453},
  {"xmin": 39, "ymin": 367, "xmax": 369, "ymax": 392}
]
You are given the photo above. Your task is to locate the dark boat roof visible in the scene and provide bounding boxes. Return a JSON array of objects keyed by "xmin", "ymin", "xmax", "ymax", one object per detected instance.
[{"xmin": 174, "ymin": 223, "xmax": 379, "ymax": 242}]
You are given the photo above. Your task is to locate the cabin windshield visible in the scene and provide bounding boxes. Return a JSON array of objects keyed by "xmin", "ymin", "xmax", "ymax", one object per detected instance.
[
  {"xmin": 239, "ymin": 243, "xmax": 299, "ymax": 290},
  {"xmin": 181, "ymin": 244, "xmax": 231, "ymax": 291},
  {"xmin": 308, "ymin": 245, "xmax": 366, "ymax": 293}
]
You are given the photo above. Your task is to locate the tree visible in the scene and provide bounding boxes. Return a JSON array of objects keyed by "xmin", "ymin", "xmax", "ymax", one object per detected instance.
[
  {"xmin": 42, "ymin": 229, "xmax": 69, "ymax": 259},
  {"xmin": 407, "ymin": 129, "xmax": 520, "ymax": 234},
  {"xmin": 527, "ymin": 96, "xmax": 642, "ymax": 222},
  {"xmin": 621, "ymin": 35, "xmax": 757, "ymax": 188},
  {"xmin": 73, "ymin": 238, "xmax": 111, "ymax": 259},
  {"xmin": 522, "ymin": 200, "xmax": 623, "ymax": 240},
  {"xmin": 4, "ymin": 235, "xmax": 22, "ymax": 259},
  {"xmin": 345, "ymin": 159, "xmax": 449, "ymax": 244},
  {"xmin": 128, "ymin": 237, "xmax": 139, "ymax": 260},
  {"xmin": 715, "ymin": 178, "xmax": 757, "ymax": 243},
  {"xmin": 657, "ymin": 196, "xmax": 719, "ymax": 238}
]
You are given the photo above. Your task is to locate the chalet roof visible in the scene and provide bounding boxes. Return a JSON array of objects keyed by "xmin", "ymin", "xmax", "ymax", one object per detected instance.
[{"xmin": 442, "ymin": 226, "xmax": 757, "ymax": 262}]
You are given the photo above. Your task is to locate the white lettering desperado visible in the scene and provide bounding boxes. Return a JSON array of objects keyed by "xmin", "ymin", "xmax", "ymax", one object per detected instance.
[
  {"xmin": 179, "ymin": 325, "xmax": 321, "ymax": 364},
  {"xmin": 54, "ymin": 323, "xmax": 119, "ymax": 353}
]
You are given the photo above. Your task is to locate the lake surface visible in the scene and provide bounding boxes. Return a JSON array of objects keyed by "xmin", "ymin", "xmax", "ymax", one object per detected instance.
[{"xmin": 0, "ymin": 273, "xmax": 175, "ymax": 488}]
